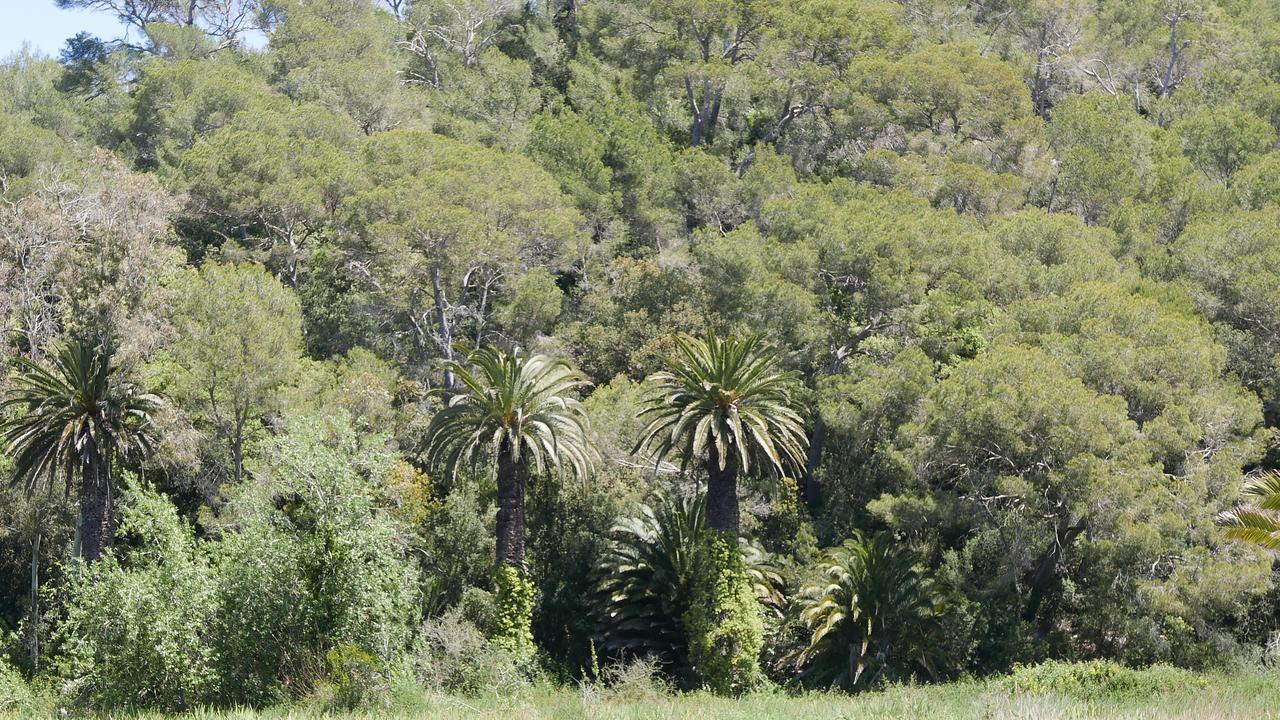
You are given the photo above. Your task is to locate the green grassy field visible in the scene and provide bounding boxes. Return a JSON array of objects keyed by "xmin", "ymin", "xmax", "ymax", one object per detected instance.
[{"xmin": 8, "ymin": 670, "xmax": 1280, "ymax": 720}]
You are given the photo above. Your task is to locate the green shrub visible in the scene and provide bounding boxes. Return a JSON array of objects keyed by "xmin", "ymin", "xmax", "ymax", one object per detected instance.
[
  {"xmin": 52, "ymin": 484, "xmax": 219, "ymax": 712},
  {"xmin": 1003, "ymin": 660, "xmax": 1209, "ymax": 701},
  {"xmin": 458, "ymin": 585, "xmax": 498, "ymax": 635},
  {"xmin": 419, "ymin": 482, "xmax": 495, "ymax": 609},
  {"xmin": 0, "ymin": 657, "xmax": 33, "ymax": 712},
  {"xmin": 683, "ymin": 533, "xmax": 763, "ymax": 695},
  {"xmin": 410, "ymin": 609, "xmax": 533, "ymax": 696},
  {"xmin": 595, "ymin": 494, "xmax": 782, "ymax": 687},
  {"xmin": 789, "ymin": 532, "xmax": 952, "ymax": 690},
  {"xmin": 326, "ymin": 643, "xmax": 386, "ymax": 710},
  {"xmin": 211, "ymin": 416, "xmax": 419, "ymax": 703},
  {"xmin": 493, "ymin": 565, "xmax": 538, "ymax": 658}
]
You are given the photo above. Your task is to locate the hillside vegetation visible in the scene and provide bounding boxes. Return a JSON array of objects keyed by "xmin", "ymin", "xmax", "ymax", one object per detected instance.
[{"xmin": 2, "ymin": 0, "xmax": 1280, "ymax": 715}]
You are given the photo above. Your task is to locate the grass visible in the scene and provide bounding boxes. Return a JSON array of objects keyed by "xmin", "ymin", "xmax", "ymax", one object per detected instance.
[{"xmin": 7, "ymin": 667, "xmax": 1280, "ymax": 720}]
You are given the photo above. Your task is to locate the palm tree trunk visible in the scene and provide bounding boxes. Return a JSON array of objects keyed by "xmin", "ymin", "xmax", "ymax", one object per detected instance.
[
  {"xmin": 704, "ymin": 444, "xmax": 740, "ymax": 536},
  {"xmin": 495, "ymin": 438, "xmax": 529, "ymax": 568},
  {"xmin": 79, "ymin": 459, "xmax": 113, "ymax": 564},
  {"xmin": 803, "ymin": 416, "xmax": 826, "ymax": 509}
]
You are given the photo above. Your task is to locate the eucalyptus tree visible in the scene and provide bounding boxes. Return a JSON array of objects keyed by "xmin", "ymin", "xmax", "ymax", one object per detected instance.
[
  {"xmin": 425, "ymin": 345, "xmax": 596, "ymax": 569},
  {"xmin": 635, "ymin": 331, "xmax": 807, "ymax": 537},
  {"xmin": 0, "ymin": 339, "xmax": 160, "ymax": 563}
]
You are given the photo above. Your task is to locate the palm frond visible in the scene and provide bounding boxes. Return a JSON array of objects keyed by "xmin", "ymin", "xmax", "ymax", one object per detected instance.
[
  {"xmin": 788, "ymin": 531, "xmax": 949, "ymax": 691},
  {"xmin": 424, "ymin": 345, "xmax": 598, "ymax": 482},
  {"xmin": 1220, "ymin": 471, "xmax": 1280, "ymax": 550},
  {"xmin": 595, "ymin": 493, "xmax": 782, "ymax": 679},
  {"xmin": 1, "ymin": 339, "xmax": 160, "ymax": 496},
  {"xmin": 634, "ymin": 331, "xmax": 808, "ymax": 480}
]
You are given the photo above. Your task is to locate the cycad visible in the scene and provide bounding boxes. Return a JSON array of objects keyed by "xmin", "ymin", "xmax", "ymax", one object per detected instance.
[
  {"xmin": 425, "ymin": 345, "xmax": 596, "ymax": 569},
  {"xmin": 596, "ymin": 494, "xmax": 782, "ymax": 681},
  {"xmin": 1, "ymin": 340, "xmax": 160, "ymax": 563},
  {"xmin": 1219, "ymin": 471, "xmax": 1280, "ymax": 550},
  {"xmin": 790, "ymin": 532, "xmax": 948, "ymax": 690},
  {"xmin": 634, "ymin": 331, "xmax": 807, "ymax": 536}
]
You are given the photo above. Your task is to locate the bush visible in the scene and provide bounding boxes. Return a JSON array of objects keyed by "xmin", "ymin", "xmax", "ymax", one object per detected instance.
[
  {"xmin": 1003, "ymin": 660, "xmax": 1209, "ymax": 701},
  {"xmin": 789, "ymin": 532, "xmax": 952, "ymax": 691},
  {"xmin": 0, "ymin": 657, "xmax": 34, "ymax": 712},
  {"xmin": 326, "ymin": 643, "xmax": 386, "ymax": 710},
  {"xmin": 52, "ymin": 483, "xmax": 218, "ymax": 711},
  {"xmin": 210, "ymin": 416, "xmax": 419, "ymax": 703},
  {"xmin": 602, "ymin": 656, "xmax": 668, "ymax": 702},
  {"xmin": 683, "ymin": 533, "xmax": 763, "ymax": 695},
  {"xmin": 410, "ymin": 609, "xmax": 532, "ymax": 696},
  {"xmin": 595, "ymin": 494, "xmax": 781, "ymax": 687},
  {"xmin": 419, "ymin": 481, "xmax": 495, "ymax": 610}
]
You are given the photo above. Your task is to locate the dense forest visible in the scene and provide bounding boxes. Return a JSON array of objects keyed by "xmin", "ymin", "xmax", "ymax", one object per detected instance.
[{"xmin": 3, "ymin": 0, "xmax": 1280, "ymax": 712}]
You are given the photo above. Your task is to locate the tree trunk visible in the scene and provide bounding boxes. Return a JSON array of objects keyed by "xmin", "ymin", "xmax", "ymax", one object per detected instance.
[
  {"xmin": 432, "ymin": 266, "xmax": 457, "ymax": 392},
  {"xmin": 79, "ymin": 459, "xmax": 113, "ymax": 564},
  {"xmin": 232, "ymin": 429, "xmax": 244, "ymax": 486},
  {"xmin": 1023, "ymin": 517, "xmax": 1086, "ymax": 625},
  {"xmin": 802, "ymin": 416, "xmax": 826, "ymax": 509},
  {"xmin": 29, "ymin": 528, "xmax": 39, "ymax": 669},
  {"xmin": 495, "ymin": 438, "xmax": 529, "ymax": 568},
  {"xmin": 704, "ymin": 444, "xmax": 740, "ymax": 537}
]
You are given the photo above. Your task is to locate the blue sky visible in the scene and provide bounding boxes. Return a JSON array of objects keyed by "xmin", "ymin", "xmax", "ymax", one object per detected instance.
[{"xmin": 0, "ymin": 1, "xmax": 128, "ymax": 58}]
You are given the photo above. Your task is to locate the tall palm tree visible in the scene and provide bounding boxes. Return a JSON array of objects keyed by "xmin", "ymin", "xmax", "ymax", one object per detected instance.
[
  {"xmin": 425, "ymin": 345, "xmax": 595, "ymax": 569},
  {"xmin": 634, "ymin": 331, "xmax": 808, "ymax": 536},
  {"xmin": 1219, "ymin": 470, "xmax": 1280, "ymax": 549},
  {"xmin": 1, "ymin": 339, "xmax": 160, "ymax": 563}
]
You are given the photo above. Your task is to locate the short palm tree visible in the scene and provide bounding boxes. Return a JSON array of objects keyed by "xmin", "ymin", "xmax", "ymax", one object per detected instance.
[
  {"xmin": 596, "ymin": 493, "xmax": 782, "ymax": 683},
  {"xmin": 1, "ymin": 339, "xmax": 160, "ymax": 563},
  {"xmin": 634, "ymin": 331, "xmax": 807, "ymax": 536},
  {"xmin": 1219, "ymin": 471, "xmax": 1280, "ymax": 549},
  {"xmin": 425, "ymin": 345, "xmax": 595, "ymax": 569},
  {"xmin": 790, "ymin": 532, "xmax": 948, "ymax": 690}
]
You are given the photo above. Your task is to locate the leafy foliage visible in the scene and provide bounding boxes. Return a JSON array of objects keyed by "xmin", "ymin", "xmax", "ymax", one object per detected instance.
[
  {"xmin": 790, "ymin": 532, "xmax": 949, "ymax": 690},
  {"xmin": 52, "ymin": 482, "xmax": 218, "ymax": 711},
  {"xmin": 596, "ymin": 494, "xmax": 707, "ymax": 668},
  {"xmin": 595, "ymin": 493, "xmax": 781, "ymax": 682},
  {"xmin": 8, "ymin": 0, "xmax": 1280, "ymax": 707},
  {"xmin": 492, "ymin": 565, "xmax": 537, "ymax": 658},
  {"xmin": 210, "ymin": 416, "xmax": 418, "ymax": 703},
  {"xmin": 683, "ymin": 533, "xmax": 765, "ymax": 695}
]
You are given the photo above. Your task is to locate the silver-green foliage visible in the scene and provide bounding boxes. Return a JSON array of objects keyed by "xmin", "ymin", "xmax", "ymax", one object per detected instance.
[{"xmin": 212, "ymin": 415, "xmax": 419, "ymax": 703}]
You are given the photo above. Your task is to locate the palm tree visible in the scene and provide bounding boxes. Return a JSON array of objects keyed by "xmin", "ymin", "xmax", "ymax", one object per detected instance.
[
  {"xmin": 1, "ymin": 339, "xmax": 160, "ymax": 563},
  {"xmin": 425, "ymin": 345, "xmax": 595, "ymax": 569},
  {"xmin": 1219, "ymin": 470, "xmax": 1280, "ymax": 549},
  {"xmin": 596, "ymin": 493, "xmax": 782, "ymax": 683},
  {"xmin": 789, "ymin": 532, "xmax": 949, "ymax": 690},
  {"xmin": 634, "ymin": 331, "xmax": 807, "ymax": 536}
]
